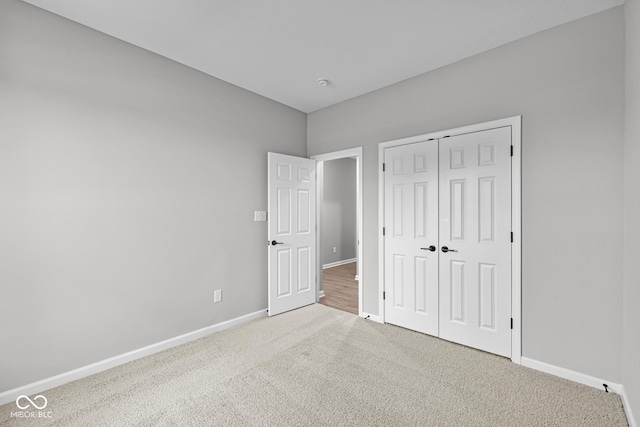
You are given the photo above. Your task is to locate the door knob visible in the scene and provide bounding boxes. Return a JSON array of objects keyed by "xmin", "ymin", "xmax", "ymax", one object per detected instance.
[
  {"xmin": 271, "ymin": 240, "xmax": 284, "ymax": 246},
  {"xmin": 420, "ymin": 245, "xmax": 436, "ymax": 252},
  {"xmin": 441, "ymin": 246, "xmax": 457, "ymax": 253}
]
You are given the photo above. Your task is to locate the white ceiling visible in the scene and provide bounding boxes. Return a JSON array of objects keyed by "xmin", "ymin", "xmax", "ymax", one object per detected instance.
[{"xmin": 22, "ymin": 0, "xmax": 623, "ymax": 113}]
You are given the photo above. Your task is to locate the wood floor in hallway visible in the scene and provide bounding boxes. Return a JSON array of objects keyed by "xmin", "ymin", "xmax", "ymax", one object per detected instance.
[{"xmin": 319, "ymin": 262, "xmax": 358, "ymax": 315}]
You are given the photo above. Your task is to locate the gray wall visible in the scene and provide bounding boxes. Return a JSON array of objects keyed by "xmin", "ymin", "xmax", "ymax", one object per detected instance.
[
  {"xmin": 624, "ymin": 0, "xmax": 640, "ymax": 421},
  {"xmin": 0, "ymin": 0, "xmax": 306, "ymax": 393},
  {"xmin": 321, "ymin": 158, "xmax": 357, "ymax": 266},
  {"xmin": 308, "ymin": 8, "xmax": 624, "ymax": 382}
]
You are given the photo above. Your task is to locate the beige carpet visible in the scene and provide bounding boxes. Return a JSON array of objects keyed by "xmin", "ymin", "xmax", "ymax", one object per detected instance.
[{"xmin": 0, "ymin": 304, "xmax": 628, "ymax": 426}]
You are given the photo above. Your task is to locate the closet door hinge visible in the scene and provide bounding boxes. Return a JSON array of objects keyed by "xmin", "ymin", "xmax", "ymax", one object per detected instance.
[
  {"xmin": 382, "ymin": 163, "xmax": 386, "ymax": 172},
  {"xmin": 511, "ymin": 232, "xmax": 513, "ymax": 242},
  {"xmin": 510, "ymin": 145, "xmax": 514, "ymax": 157},
  {"xmin": 383, "ymin": 227, "xmax": 386, "ymax": 236},
  {"xmin": 383, "ymin": 291, "xmax": 386, "ymax": 300},
  {"xmin": 510, "ymin": 318, "xmax": 514, "ymax": 329}
]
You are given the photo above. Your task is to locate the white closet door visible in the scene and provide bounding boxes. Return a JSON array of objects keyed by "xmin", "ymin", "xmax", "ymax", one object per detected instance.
[
  {"xmin": 384, "ymin": 140, "xmax": 439, "ymax": 336},
  {"xmin": 438, "ymin": 127, "xmax": 512, "ymax": 357}
]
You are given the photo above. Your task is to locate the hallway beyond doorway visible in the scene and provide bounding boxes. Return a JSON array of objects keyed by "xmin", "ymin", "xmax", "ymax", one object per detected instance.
[{"xmin": 319, "ymin": 262, "xmax": 358, "ymax": 315}]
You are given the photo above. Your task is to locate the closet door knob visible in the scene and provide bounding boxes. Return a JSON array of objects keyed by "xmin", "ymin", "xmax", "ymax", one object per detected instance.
[
  {"xmin": 420, "ymin": 245, "xmax": 436, "ymax": 252},
  {"xmin": 441, "ymin": 246, "xmax": 457, "ymax": 253}
]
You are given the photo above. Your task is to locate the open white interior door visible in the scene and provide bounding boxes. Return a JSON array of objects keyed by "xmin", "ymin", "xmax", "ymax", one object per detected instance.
[{"xmin": 268, "ymin": 153, "xmax": 317, "ymax": 316}]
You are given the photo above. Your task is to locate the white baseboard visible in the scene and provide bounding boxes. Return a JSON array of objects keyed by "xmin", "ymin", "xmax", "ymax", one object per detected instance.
[
  {"xmin": 520, "ymin": 357, "xmax": 622, "ymax": 394},
  {"xmin": 0, "ymin": 308, "xmax": 268, "ymax": 406},
  {"xmin": 361, "ymin": 312, "xmax": 382, "ymax": 323},
  {"xmin": 323, "ymin": 258, "xmax": 357, "ymax": 269},
  {"xmin": 319, "ymin": 290, "xmax": 325, "ymax": 298},
  {"xmin": 620, "ymin": 385, "xmax": 638, "ymax": 427}
]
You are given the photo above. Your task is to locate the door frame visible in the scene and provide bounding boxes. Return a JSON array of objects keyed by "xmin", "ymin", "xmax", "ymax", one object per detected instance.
[
  {"xmin": 312, "ymin": 147, "xmax": 364, "ymax": 317},
  {"xmin": 377, "ymin": 116, "xmax": 522, "ymax": 364}
]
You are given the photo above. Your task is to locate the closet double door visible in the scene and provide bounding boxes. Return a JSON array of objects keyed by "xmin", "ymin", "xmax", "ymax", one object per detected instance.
[{"xmin": 383, "ymin": 126, "xmax": 512, "ymax": 357}]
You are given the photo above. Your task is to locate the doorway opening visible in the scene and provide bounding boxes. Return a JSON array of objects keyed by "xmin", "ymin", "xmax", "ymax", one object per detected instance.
[{"xmin": 312, "ymin": 147, "xmax": 363, "ymax": 317}]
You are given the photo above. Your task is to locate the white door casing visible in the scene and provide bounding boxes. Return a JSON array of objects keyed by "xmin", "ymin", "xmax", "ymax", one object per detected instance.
[
  {"xmin": 268, "ymin": 153, "xmax": 316, "ymax": 316},
  {"xmin": 383, "ymin": 141, "xmax": 439, "ymax": 336},
  {"xmin": 311, "ymin": 147, "xmax": 364, "ymax": 317},
  {"xmin": 438, "ymin": 127, "xmax": 512, "ymax": 357}
]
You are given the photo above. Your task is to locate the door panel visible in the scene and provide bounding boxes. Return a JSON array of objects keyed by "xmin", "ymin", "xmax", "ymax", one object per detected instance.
[
  {"xmin": 297, "ymin": 246, "xmax": 311, "ymax": 291},
  {"xmin": 268, "ymin": 153, "xmax": 316, "ymax": 316},
  {"xmin": 438, "ymin": 127, "xmax": 512, "ymax": 357},
  {"xmin": 450, "ymin": 179, "xmax": 466, "ymax": 240},
  {"xmin": 384, "ymin": 141, "xmax": 439, "ymax": 336},
  {"xmin": 450, "ymin": 260, "xmax": 466, "ymax": 323}
]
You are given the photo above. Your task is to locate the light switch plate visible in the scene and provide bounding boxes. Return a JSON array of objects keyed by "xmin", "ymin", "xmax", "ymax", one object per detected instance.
[{"xmin": 254, "ymin": 211, "xmax": 267, "ymax": 222}]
